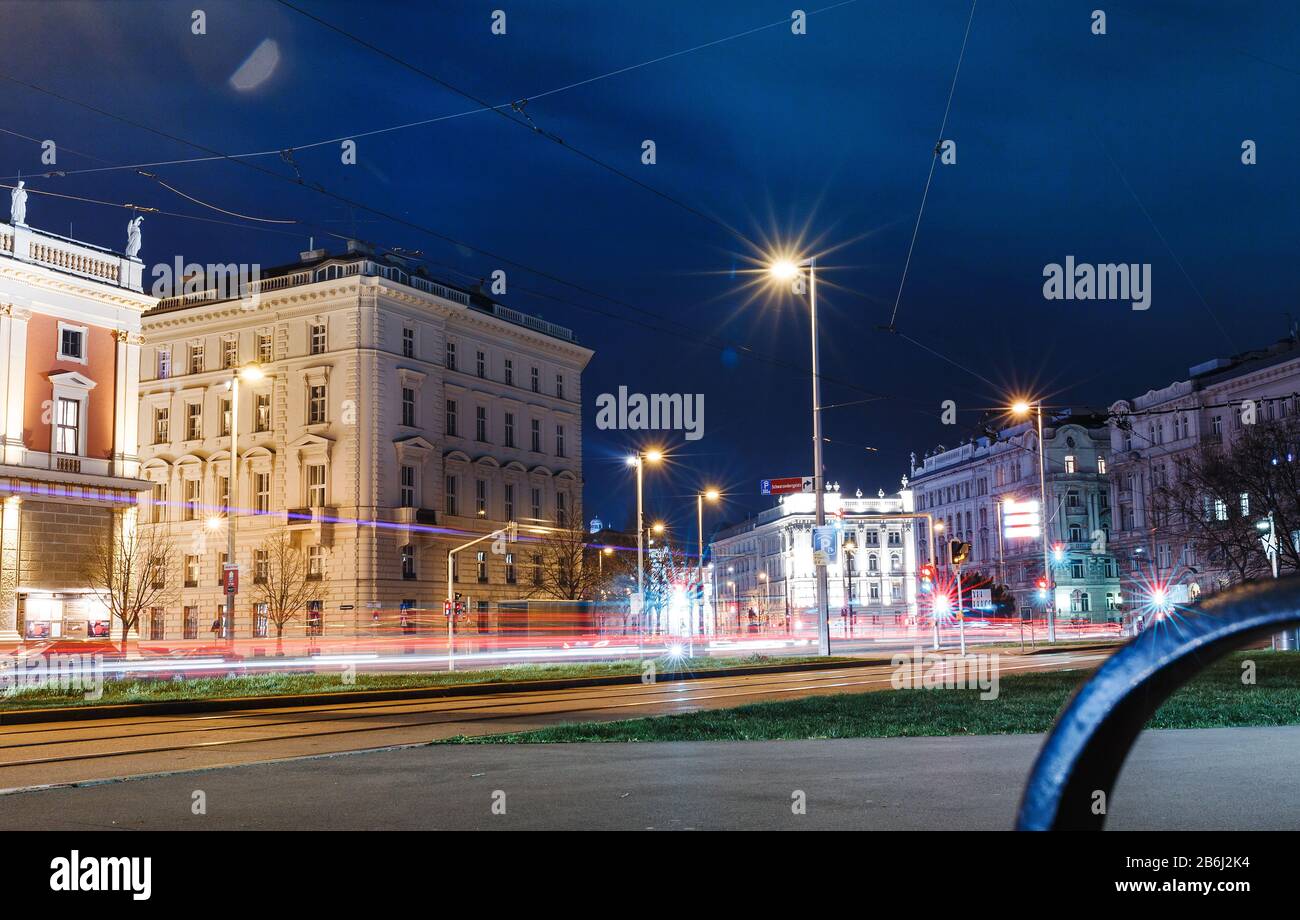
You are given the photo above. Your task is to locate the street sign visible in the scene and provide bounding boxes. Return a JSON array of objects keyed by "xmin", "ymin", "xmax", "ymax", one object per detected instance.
[
  {"xmin": 340, "ymin": 604, "xmax": 355, "ymax": 611},
  {"xmin": 1003, "ymin": 499, "xmax": 1042, "ymax": 539},
  {"xmin": 761, "ymin": 476, "xmax": 812, "ymax": 496},
  {"xmin": 971, "ymin": 588, "xmax": 993, "ymax": 609},
  {"xmin": 222, "ymin": 564, "xmax": 239, "ymax": 596},
  {"xmin": 812, "ymin": 525, "xmax": 839, "ymax": 565}
]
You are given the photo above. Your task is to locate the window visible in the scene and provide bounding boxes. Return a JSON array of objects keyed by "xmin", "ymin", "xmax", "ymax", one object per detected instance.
[
  {"xmin": 1071, "ymin": 559, "xmax": 1086, "ymax": 579},
  {"xmin": 218, "ymin": 552, "xmax": 229, "ymax": 585},
  {"xmin": 1067, "ymin": 489, "xmax": 1080, "ymax": 508},
  {"xmin": 476, "ymin": 550, "xmax": 488, "ymax": 583},
  {"xmin": 254, "ymin": 393, "xmax": 271, "ymax": 432},
  {"xmin": 446, "ymin": 400, "xmax": 457, "ymax": 437},
  {"xmin": 446, "ymin": 341, "xmax": 457, "ymax": 371},
  {"xmin": 505, "ymin": 552, "xmax": 517, "ymax": 584},
  {"xmin": 219, "ymin": 395, "xmax": 232, "ymax": 436},
  {"xmin": 556, "ymin": 374, "xmax": 565, "ymax": 399},
  {"xmin": 58, "ymin": 323, "xmax": 86, "ymax": 362},
  {"xmin": 504, "ymin": 359, "xmax": 514, "ymax": 386},
  {"xmin": 217, "ymin": 476, "xmax": 230, "ymax": 515},
  {"xmin": 476, "ymin": 406, "xmax": 488, "ymax": 442},
  {"xmin": 253, "ymin": 603, "xmax": 268, "ymax": 638},
  {"xmin": 254, "ymin": 549, "xmax": 269, "ymax": 584},
  {"xmin": 149, "ymin": 608, "xmax": 165, "ymax": 641},
  {"xmin": 1064, "ymin": 455, "xmax": 1076, "ymax": 474},
  {"xmin": 890, "ymin": 553, "xmax": 901, "ymax": 573},
  {"xmin": 308, "ymin": 385, "xmax": 327, "ymax": 425},
  {"xmin": 306, "ymin": 601, "xmax": 323, "ymax": 636},
  {"xmin": 504, "ymin": 412, "xmax": 515, "ymax": 448},
  {"xmin": 183, "ymin": 606, "xmax": 199, "ymax": 640},
  {"xmin": 531, "ymin": 487, "xmax": 541, "ymax": 520},
  {"xmin": 531, "ymin": 553, "xmax": 543, "ymax": 587},
  {"xmin": 556, "ymin": 424, "xmax": 566, "ymax": 458},
  {"xmin": 184, "ymin": 554, "xmax": 199, "ymax": 588},
  {"xmin": 51, "ymin": 397, "xmax": 81, "ymax": 455},
  {"xmin": 188, "ymin": 342, "xmax": 204, "ymax": 375},
  {"xmin": 1212, "ymin": 415, "xmax": 1223, "ymax": 436},
  {"xmin": 556, "ymin": 492, "xmax": 568, "ymax": 528},
  {"xmin": 150, "ymin": 482, "xmax": 168, "ymax": 523},
  {"xmin": 157, "ymin": 347, "xmax": 171, "ymax": 379},
  {"xmin": 309, "ymin": 322, "xmax": 326, "ymax": 355},
  {"xmin": 154, "ymin": 407, "xmax": 169, "ymax": 444},
  {"xmin": 184, "ymin": 479, "xmax": 200, "ymax": 520},
  {"xmin": 476, "ymin": 479, "xmax": 487, "ymax": 516},
  {"xmin": 222, "ymin": 336, "xmax": 237, "ymax": 369},
  {"xmin": 402, "ymin": 327, "xmax": 415, "ymax": 358},
  {"xmin": 504, "ymin": 483, "xmax": 515, "ymax": 520},
  {"xmin": 531, "ymin": 367, "xmax": 539, "ymax": 393},
  {"xmin": 445, "ymin": 475, "xmax": 458, "ymax": 516},
  {"xmin": 257, "ymin": 331, "xmax": 273, "ymax": 363},
  {"xmin": 402, "ymin": 545, "xmax": 416, "ymax": 579},
  {"xmin": 185, "ymin": 402, "xmax": 201, "ymax": 440},
  {"xmin": 308, "ymin": 545, "xmax": 324, "ymax": 580},
  {"xmin": 1240, "ymin": 492, "xmax": 1251, "ymax": 517},
  {"xmin": 401, "ymin": 386, "xmax": 416, "ymax": 427},
  {"xmin": 307, "ymin": 464, "xmax": 327, "ymax": 507},
  {"xmin": 400, "ymin": 465, "xmax": 416, "ymax": 507},
  {"xmin": 253, "ymin": 472, "xmax": 270, "ymax": 513},
  {"xmin": 1097, "ymin": 457, "xmax": 1107, "ymax": 475},
  {"xmin": 530, "ymin": 419, "xmax": 541, "ymax": 452},
  {"xmin": 476, "ymin": 350, "xmax": 486, "ymax": 378}
]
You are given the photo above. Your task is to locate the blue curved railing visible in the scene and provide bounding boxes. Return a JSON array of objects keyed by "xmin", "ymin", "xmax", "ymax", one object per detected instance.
[{"xmin": 1017, "ymin": 575, "xmax": 1300, "ymax": 830}]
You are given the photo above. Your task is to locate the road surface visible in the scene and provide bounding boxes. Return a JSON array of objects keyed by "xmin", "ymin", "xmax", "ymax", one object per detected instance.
[{"xmin": 0, "ymin": 649, "xmax": 1109, "ymax": 791}]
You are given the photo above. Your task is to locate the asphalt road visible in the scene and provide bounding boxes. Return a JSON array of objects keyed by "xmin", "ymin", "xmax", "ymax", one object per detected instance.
[
  {"xmin": 0, "ymin": 649, "xmax": 1109, "ymax": 791},
  {"xmin": 1, "ymin": 725, "xmax": 1294, "ymax": 830}
]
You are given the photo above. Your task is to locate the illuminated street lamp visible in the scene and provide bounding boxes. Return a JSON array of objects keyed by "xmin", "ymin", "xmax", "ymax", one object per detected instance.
[
  {"xmin": 768, "ymin": 253, "xmax": 830, "ymax": 656},
  {"xmin": 626, "ymin": 448, "xmax": 664, "ymax": 632},
  {"xmin": 220, "ymin": 362, "xmax": 268, "ymax": 645},
  {"xmin": 1011, "ymin": 397, "xmax": 1055, "ymax": 643},
  {"xmin": 697, "ymin": 488, "xmax": 721, "ymax": 635}
]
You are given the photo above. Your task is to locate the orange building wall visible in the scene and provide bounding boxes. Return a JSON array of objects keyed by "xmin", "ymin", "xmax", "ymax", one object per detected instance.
[{"xmin": 23, "ymin": 314, "xmax": 117, "ymax": 459}]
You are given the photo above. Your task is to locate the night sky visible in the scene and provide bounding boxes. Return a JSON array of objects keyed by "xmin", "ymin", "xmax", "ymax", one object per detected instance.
[{"xmin": 1, "ymin": 0, "xmax": 1296, "ymax": 540}]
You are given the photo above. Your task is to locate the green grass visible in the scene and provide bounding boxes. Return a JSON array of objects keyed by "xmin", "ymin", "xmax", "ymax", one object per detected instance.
[
  {"xmin": 0, "ymin": 653, "xmax": 852, "ymax": 711},
  {"xmin": 446, "ymin": 651, "xmax": 1300, "ymax": 743}
]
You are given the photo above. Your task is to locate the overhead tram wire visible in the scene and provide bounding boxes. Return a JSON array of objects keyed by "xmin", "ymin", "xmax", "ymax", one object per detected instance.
[{"xmin": 0, "ymin": 72, "xmax": 932, "ymax": 415}]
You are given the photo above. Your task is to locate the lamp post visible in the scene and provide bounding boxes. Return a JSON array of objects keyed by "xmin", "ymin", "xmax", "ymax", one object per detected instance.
[
  {"xmin": 697, "ymin": 489, "xmax": 720, "ymax": 637},
  {"xmin": 769, "ymin": 256, "xmax": 830, "ymax": 656},
  {"xmin": 1012, "ymin": 399, "xmax": 1055, "ymax": 643},
  {"xmin": 625, "ymin": 449, "xmax": 663, "ymax": 637},
  {"xmin": 222, "ymin": 362, "xmax": 265, "ymax": 647}
]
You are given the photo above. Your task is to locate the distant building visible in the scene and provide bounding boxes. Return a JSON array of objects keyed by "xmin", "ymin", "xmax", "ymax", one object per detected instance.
[
  {"xmin": 1107, "ymin": 335, "xmax": 1300, "ymax": 605},
  {"xmin": 0, "ymin": 215, "xmax": 152, "ymax": 639},
  {"xmin": 909, "ymin": 414, "xmax": 1121, "ymax": 621},
  {"xmin": 708, "ymin": 484, "xmax": 920, "ymax": 633},
  {"xmin": 137, "ymin": 242, "xmax": 591, "ymax": 639}
]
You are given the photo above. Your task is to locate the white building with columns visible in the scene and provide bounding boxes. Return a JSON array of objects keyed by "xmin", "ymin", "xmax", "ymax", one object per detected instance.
[
  {"xmin": 137, "ymin": 241, "xmax": 591, "ymax": 640},
  {"xmin": 707, "ymin": 483, "xmax": 921, "ymax": 633},
  {"xmin": 0, "ymin": 210, "xmax": 151, "ymax": 640}
]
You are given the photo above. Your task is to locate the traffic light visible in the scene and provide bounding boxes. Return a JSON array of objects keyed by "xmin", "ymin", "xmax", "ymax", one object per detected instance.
[
  {"xmin": 919, "ymin": 563, "xmax": 935, "ymax": 594},
  {"xmin": 1036, "ymin": 577, "xmax": 1050, "ymax": 600}
]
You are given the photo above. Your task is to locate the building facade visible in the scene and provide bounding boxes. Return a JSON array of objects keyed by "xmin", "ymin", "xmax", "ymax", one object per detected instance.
[
  {"xmin": 137, "ymin": 242, "xmax": 591, "ymax": 639},
  {"xmin": 0, "ymin": 213, "xmax": 151, "ymax": 640},
  {"xmin": 708, "ymin": 483, "xmax": 921, "ymax": 633},
  {"xmin": 909, "ymin": 414, "xmax": 1121, "ymax": 620},
  {"xmin": 1107, "ymin": 336, "xmax": 1300, "ymax": 606}
]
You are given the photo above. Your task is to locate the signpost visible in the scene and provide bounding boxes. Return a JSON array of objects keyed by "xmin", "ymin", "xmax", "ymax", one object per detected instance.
[
  {"xmin": 812, "ymin": 526, "xmax": 839, "ymax": 566},
  {"xmin": 222, "ymin": 564, "xmax": 239, "ymax": 596},
  {"xmin": 760, "ymin": 476, "xmax": 814, "ymax": 496}
]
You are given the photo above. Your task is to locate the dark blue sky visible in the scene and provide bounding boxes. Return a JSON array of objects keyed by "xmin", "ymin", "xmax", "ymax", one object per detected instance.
[{"xmin": 2, "ymin": 1, "xmax": 1296, "ymax": 538}]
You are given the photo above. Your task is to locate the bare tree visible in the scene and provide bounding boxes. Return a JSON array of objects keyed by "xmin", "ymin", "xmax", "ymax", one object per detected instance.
[
  {"xmin": 523, "ymin": 523, "xmax": 629, "ymax": 601},
  {"xmin": 252, "ymin": 533, "xmax": 314, "ymax": 653},
  {"xmin": 1149, "ymin": 417, "xmax": 1300, "ymax": 587},
  {"xmin": 82, "ymin": 516, "xmax": 178, "ymax": 654}
]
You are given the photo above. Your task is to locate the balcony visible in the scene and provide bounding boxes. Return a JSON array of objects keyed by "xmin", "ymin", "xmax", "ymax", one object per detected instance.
[
  {"xmin": 286, "ymin": 506, "xmax": 337, "ymax": 545},
  {"xmin": 1, "ymin": 221, "xmax": 143, "ymax": 291},
  {"xmin": 393, "ymin": 507, "xmax": 438, "ymax": 526}
]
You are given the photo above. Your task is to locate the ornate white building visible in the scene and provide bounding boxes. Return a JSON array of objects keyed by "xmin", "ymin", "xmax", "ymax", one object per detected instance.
[
  {"xmin": 0, "ymin": 209, "xmax": 151, "ymax": 639},
  {"xmin": 707, "ymin": 484, "xmax": 921, "ymax": 633},
  {"xmin": 909, "ymin": 414, "xmax": 1121, "ymax": 621},
  {"xmin": 137, "ymin": 241, "xmax": 591, "ymax": 639}
]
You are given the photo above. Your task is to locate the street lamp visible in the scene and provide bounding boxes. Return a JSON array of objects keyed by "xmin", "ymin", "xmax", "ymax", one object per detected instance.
[
  {"xmin": 768, "ymin": 253, "xmax": 830, "ymax": 656},
  {"xmin": 1011, "ymin": 397, "xmax": 1055, "ymax": 643},
  {"xmin": 221, "ymin": 362, "xmax": 267, "ymax": 646},
  {"xmin": 626, "ymin": 448, "xmax": 664, "ymax": 634},
  {"xmin": 697, "ymin": 488, "xmax": 721, "ymax": 636}
]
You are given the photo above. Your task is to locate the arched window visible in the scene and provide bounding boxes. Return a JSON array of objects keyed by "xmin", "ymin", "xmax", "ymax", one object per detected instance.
[{"xmin": 868, "ymin": 553, "xmax": 879, "ymax": 573}]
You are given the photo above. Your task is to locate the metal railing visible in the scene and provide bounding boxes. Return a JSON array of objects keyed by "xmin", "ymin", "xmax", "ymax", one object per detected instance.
[{"xmin": 1016, "ymin": 574, "xmax": 1300, "ymax": 830}]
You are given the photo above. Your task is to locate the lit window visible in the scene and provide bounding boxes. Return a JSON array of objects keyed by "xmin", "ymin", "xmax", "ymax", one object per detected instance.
[
  {"xmin": 154, "ymin": 407, "xmax": 169, "ymax": 444},
  {"xmin": 257, "ymin": 331, "xmax": 273, "ymax": 363},
  {"xmin": 222, "ymin": 336, "xmax": 237, "ymax": 369},
  {"xmin": 157, "ymin": 347, "xmax": 171, "ymax": 379},
  {"xmin": 55, "ymin": 398, "xmax": 80, "ymax": 454},
  {"xmin": 189, "ymin": 343, "xmax": 204, "ymax": 375},
  {"xmin": 1064, "ymin": 455, "xmax": 1076, "ymax": 474}
]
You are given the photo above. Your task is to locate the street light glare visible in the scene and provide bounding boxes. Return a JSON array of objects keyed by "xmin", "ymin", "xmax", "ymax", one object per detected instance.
[
  {"xmin": 769, "ymin": 259, "xmax": 799, "ymax": 281},
  {"xmin": 239, "ymin": 363, "xmax": 266, "ymax": 382},
  {"xmin": 704, "ymin": 488, "xmax": 720, "ymax": 501},
  {"xmin": 205, "ymin": 515, "xmax": 223, "ymax": 531},
  {"xmin": 1010, "ymin": 400, "xmax": 1032, "ymax": 417},
  {"xmin": 644, "ymin": 449, "xmax": 664, "ymax": 463}
]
